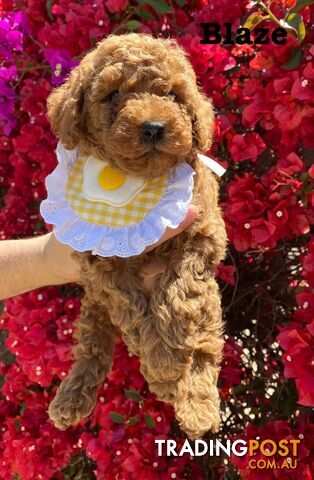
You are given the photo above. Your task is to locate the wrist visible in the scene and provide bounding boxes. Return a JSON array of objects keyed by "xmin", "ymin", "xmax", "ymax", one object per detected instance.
[{"xmin": 42, "ymin": 232, "xmax": 80, "ymax": 284}]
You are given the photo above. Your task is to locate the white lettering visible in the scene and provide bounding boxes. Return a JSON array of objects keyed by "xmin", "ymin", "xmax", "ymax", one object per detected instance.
[
  {"xmin": 167, "ymin": 440, "xmax": 178, "ymax": 456},
  {"xmin": 194, "ymin": 440, "xmax": 208, "ymax": 456},
  {"xmin": 155, "ymin": 439, "xmax": 166, "ymax": 456},
  {"xmin": 232, "ymin": 440, "xmax": 248, "ymax": 457},
  {"xmin": 216, "ymin": 440, "xmax": 231, "ymax": 457},
  {"xmin": 179, "ymin": 439, "xmax": 194, "ymax": 456}
]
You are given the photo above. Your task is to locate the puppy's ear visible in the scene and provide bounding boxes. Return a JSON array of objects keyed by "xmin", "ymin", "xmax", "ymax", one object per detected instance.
[
  {"xmin": 47, "ymin": 66, "xmax": 86, "ymax": 150},
  {"xmin": 191, "ymin": 92, "xmax": 215, "ymax": 153}
]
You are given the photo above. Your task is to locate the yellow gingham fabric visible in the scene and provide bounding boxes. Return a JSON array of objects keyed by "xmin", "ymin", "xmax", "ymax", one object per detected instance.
[{"xmin": 66, "ymin": 156, "xmax": 168, "ymax": 227}]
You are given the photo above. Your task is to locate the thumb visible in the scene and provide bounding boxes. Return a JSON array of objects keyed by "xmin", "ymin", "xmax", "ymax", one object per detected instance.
[{"xmin": 144, "ymin": 204, "xmax": 198, "ymax": 253}]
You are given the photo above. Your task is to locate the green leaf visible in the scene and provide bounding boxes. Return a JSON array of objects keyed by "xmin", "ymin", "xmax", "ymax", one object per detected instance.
[
  {"xmin": 301, "ymin": 183, "xmax": 313, "ymax": 207},
  {"xmin": 144, "ymin": 414, "xmax": 156, "ymax": 428},
  {"xmin": 109, "ymin": 412, "xmax": 125, "ymax": 424},
  {"xmin": 300, "ymin": 171, "xmax": 309, "ymax": 182},
  {"xmin": 281, "ymin": 46, "xmax": 303, "ymax": 70},
  {"xmin": 137, "ymin": 0, "xmax": 172, "ymax": 14},
  {"xmin": 46, "ymin": 0, "xmax": 54, "ymax": 20},
  {"xmin": 127, "ymin": 416, "xmax": 140, "ymax": 426},
  {"xmin": 176, "ymin": 0, "xmax": 185, "ymax": 6},
  {"xmin": 134, "ymin": 7, "xmax": 154, "ymax": 19},
  {"xmin": 126, "ymin": 20, "xmax": 141, "ymax": 31},
  {"xmin": 125, "ymin": 389, "xmax": 141, "ymax": 403},
  {"xmin": 242, "ymin": 13, "xmax": 269, "ymax": 30},
  {"xmin": 0, "ymin": 330, "xmax": 15, "ymax": 365},
  {"xmin": 232, "ymin": 384, "xmax": 248, "ymax": 395},
  {"xmin": 0, "ymin": 301, "xmax": 3, "ymax": 315},
  {"xmin": 291, "ymin": 0, "xmax": 314, "ymax": 13},
  {"xmin": 20, "ymin": 401, "xmax": 26, "ymax": 415},
  {"xmin": 281, "ymin": 12, "xmax": 306, "ymax": 42},
  {"xmin": 281, "ymin": 394, "xmax": 297, "ymax": 417},
  {"xmin": 301, "ymin": 190, "xmax": 309, "ymax": 207}
]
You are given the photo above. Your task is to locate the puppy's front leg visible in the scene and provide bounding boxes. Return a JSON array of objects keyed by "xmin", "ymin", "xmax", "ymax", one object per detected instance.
[
  {"xmin": 49, "ymin": 296, "xmax": 118, "ymax": 429},
  {"xmin": 139, "ymin": 235, "xmax": 224, "ymax": 439}
]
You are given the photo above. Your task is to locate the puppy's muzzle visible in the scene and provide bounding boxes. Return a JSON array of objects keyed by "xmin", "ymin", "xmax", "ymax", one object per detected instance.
[{"xmin": 141, "ymin": 121, "xmax": 164, "ymax": 144}]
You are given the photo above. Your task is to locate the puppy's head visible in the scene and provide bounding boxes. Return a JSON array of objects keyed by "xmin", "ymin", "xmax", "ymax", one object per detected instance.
[{"xmin": 47, "ymin": 34, "xmax": 214, "ymax": 178}]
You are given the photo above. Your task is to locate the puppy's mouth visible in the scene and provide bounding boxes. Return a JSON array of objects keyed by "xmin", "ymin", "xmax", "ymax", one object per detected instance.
[{"xmin": 104, "ymin": 145, "xmax": 182, "ymax": 179}]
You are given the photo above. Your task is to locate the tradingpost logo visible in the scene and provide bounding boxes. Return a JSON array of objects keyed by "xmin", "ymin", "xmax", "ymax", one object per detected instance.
[
  {"xmin": 247, "ymin": 438, "xmax": 300, "ymax": 470},
  {"xmin": 155, "ymin": 438, "xmax": 301, "ymax": 470}
]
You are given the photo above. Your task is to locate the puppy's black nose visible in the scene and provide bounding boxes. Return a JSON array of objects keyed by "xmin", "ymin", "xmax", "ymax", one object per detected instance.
[{"xmin": 141, "ymin": 121, "xmax": 164, "ymax": 143}]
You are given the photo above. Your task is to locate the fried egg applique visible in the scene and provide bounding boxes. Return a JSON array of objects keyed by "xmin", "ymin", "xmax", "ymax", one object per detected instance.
[
  {"xmin": 65, "ymin": 154, "xmax": 169, "ymax": 228},
  {"xmin": 83, "ymin": 156, "xmax": 147, "ymax": 207},
  {"xmin": 40, "ymin": 142, "xmax": 225, "ymax": 258}
]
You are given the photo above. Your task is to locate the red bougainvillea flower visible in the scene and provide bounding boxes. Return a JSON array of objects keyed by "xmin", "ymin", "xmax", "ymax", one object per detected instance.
[
  {"xmin": 228, "ymin": 132, "xmax": 266, "ymax": 162},
  {"xmin": 220, "ymin": 338, "xmax": 243, "ymax": 397},
  {"xmin": 277, "ymin": 321, "xmax": 314, "ymax": 406},
  {"xmin": 0, "ymin": 79, "xmax": 16, "ymax": 135},
  {"xmin": 273, "ymin": 0, "xmax": 297, "ymax": 9},
  {"xmin": 105, "ymin": 0, "xmax": 128, "ymax": 13},
  {"xmin": 216, "ymin": 264, "xmax": 236, "ymax": 285},
  {"xmin": 302, "ymin": 238, "xmax": 314, "ymax": 287}
]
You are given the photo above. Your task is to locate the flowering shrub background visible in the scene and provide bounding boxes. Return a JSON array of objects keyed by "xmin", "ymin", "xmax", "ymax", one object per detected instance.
[{"xmin": 0, "ymin": 0, "xmax": 313, "ymax": 478}]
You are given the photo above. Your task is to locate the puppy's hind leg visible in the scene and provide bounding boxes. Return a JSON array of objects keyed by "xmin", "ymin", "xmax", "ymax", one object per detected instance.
[
  {"xmin": 49, "ymin": 296, "xmax": 118, "ymax": 430},
  {"xmin": 139, "ymin": 234, "xmax": 225, "ymax": 440}
]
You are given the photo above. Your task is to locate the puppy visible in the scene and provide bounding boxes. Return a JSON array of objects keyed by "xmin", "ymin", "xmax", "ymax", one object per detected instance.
[{"xmin": 46, "ymin": 33, "xmax": 227, "ymax": 439}]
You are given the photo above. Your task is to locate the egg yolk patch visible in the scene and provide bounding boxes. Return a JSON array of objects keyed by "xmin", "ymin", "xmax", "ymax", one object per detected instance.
[
  {"xmin": 82, "ymin": 157, "xmax": 147, "ymax": 206},
  {"xmin": 98, "ymin": 166, "xmax": 126, "ymax": 190},
  {"xmin": 66, "ymin": 155, "xmax": 168, "ymax": 227}
]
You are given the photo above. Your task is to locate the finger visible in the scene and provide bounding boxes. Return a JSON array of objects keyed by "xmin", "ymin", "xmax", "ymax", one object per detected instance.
[
  {"xmin": 172, "ymin": 204, "xmax": 198, "ymax": 234},
  {"xmin": 144, "ymin": 204, "xmax": 198, "ymax": 253}
]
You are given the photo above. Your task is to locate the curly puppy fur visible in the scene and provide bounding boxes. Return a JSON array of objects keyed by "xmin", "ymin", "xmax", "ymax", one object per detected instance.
[{"xmin": 47, "ymin": 33, "xmax": 227, "ymax": 439}]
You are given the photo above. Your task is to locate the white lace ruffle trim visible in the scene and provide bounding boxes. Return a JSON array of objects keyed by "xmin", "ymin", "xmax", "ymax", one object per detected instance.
[{"xmin": 40, "ymin": 143, "xmax": 195, "ymax": 257}]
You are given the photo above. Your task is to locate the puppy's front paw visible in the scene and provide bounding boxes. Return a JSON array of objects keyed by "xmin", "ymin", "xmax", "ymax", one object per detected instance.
[{"xmin": 48, "ymin": 379, "xmax": 97, "ymax": 430}]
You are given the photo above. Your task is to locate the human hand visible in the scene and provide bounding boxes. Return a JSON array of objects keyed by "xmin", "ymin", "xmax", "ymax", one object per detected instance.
[
  {"xmin": 43, "ymin": 205, "xmax": 198, "ymax": 287},
  {"xmin": 0, "ymin": 206, "xmax": 197, "ymax": 300}
]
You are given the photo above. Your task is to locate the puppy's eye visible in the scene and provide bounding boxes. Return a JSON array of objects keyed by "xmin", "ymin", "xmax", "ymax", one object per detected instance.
[
  {"xmin": 167, "ymin": 91, "xmax": 177, "ymax": 101},
  {"xmin": 107, "ymin": 91, "xmax": 119, "ymax": 102}
]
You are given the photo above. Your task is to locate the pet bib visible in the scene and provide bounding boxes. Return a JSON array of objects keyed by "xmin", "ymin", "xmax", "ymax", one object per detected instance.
[{"xmin": 40, "ymin": 142, "xmax": 225, "ymax": 257}]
